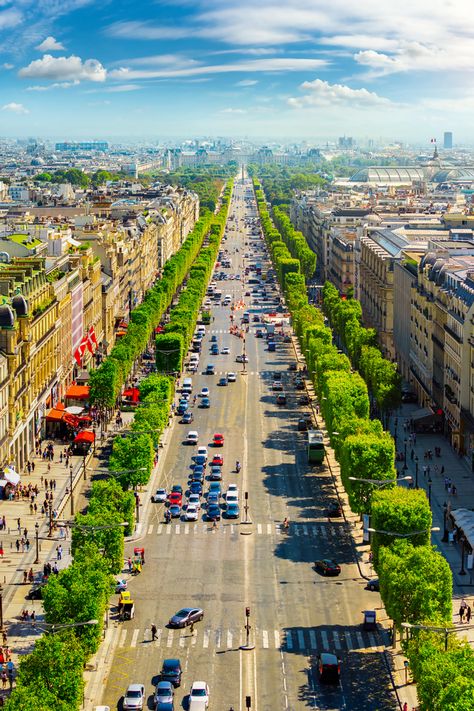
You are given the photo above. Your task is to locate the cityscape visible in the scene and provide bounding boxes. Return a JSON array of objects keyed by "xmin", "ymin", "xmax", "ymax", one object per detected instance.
[{"xmin": 0, "ymin": 2, "xmax": 474, "ymax": 711}]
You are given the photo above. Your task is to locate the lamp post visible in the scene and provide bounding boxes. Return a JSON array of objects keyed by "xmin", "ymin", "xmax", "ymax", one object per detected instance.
[
  {"xmin": 414, "ymin": 455, "xmax": 419, "ymax": 488},
  {"xmin": 403, "ymin": 438, "xmax": 408, "ymax": 471},
  {"xmin": 460, "ymin": 535, "xmax": 467, "ymax": 575},
  {"xmin": 32, "ymin": 618, "xmax": 99, "ymax": 635},
  {"xmin": 48, "ymin": 503, "xmax": 53, "ymax": 537},
  {"xmin": 428, "ymin": 476, "xmax": 432, "ymax": 507},
  {"xmin": 34, "ymin": 522, "xmax": 40, "ymax": 564},
  {"xmin": 69, "ymin": 464, "xmax": 74, "ymax": 516},
  {"xmin": 401, "ymin": 621, "xmax": 472, "ymax": 653},
  {"xmin": 368, "ymin": 526, "xmax": 440, "ymax": 544},
  {"xmin": 442, "ymin": 502, "xmax": 449, "ymax": 543}
]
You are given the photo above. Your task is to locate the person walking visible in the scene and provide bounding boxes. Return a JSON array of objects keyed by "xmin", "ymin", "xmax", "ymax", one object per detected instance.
[
  {"xmin": 466, "ymin": 605, "xmax": 472, "ymax": 624},
  {"xmin": 151, "ymin": 623, "xmax": 157, "ymax": 641},
  {"xmin": 190, "ymin": 620, "xmax": 195, "ymax": 636},
  {"xmin": 459, "ymin": 604, "xmax": 465, "ymax": 623}
]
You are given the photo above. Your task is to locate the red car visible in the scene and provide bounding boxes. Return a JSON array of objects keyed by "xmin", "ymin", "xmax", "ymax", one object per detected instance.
[
  {"xmin": 168, "ymin": 492, "xmax": 182, "ymax": 506},
  {"xmin": 211, "ymin": 454, "xmax": 224, "ymax": 467},
  {"xmin": 213, "ymin": 433, "xmax": 224, "ymax": 447}
]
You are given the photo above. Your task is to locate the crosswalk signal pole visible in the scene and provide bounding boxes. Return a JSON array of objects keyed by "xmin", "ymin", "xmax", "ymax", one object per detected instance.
[{"xmin": 240, "ymin": 607, "xmax": 255, "ymax": 651}]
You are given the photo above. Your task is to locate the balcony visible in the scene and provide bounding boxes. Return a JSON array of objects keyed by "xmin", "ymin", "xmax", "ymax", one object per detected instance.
[{"xmin": 445, "ymin": 323, "xmax": 463, "ymax": 344}]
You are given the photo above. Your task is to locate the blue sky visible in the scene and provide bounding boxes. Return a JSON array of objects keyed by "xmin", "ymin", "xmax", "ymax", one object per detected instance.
[{"xmin": 0, "ymin": 0, "xmax": 472, "ymax": 143}]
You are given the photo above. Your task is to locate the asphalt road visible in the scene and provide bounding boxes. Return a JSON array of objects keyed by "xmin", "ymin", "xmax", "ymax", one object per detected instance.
[{"xmin": 100, "ymin": 178, "xmax": 397, "ymax": 711}]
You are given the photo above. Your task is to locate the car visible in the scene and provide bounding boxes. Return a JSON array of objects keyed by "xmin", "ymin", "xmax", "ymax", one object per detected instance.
[
  {"xmin": 273, "ymin": 371, "xmax": 282, "ymax": 380},
  {"xmin": 220, "ymin": 347, "xmax": 230, "ymax": 355},
  {"xmin": 366, "ymin": 578, "xmax": 380, "ymax": 592},
  {"xmin": 192, "ymin": 462, "xmax": 205, "ymax": 476},
  {"xmin": 209, "ymin": 481, "xmax": 221, "ymax": 495},
  {"xmin": 207, "ymin": 503, "xmax": 221, "ymax": 521},
  {"xmin": 176, "ymin": 402, "xmax": 188, "ymax": 415},
  {"xmin": 298, "ymin": 394, "xmax": 310, "ymax": 405},
  {"xmin": 26, "ymin": 583, "xmax": 46, "ymax": 600},
  {"xmin": 255, "ymin": 329, "xmax": 263, "ymax": 338},
  {"xmin": 154, "ymin": 681, "xmax": 174, "ymax": 706},
  {"xmin": 318, "ymin": 653, "xmax": 341, "ymax": 684},
  {"xmin": 200, "ymin": 397, "xmax": 211, "ymax": 408},
  {"xmin": 160, "ymin": 658, "xmax": 182, "ymax": 688},
  {"xmin": 115, "ymin": 578, "xmax": 127, "ymax": 593},
  {"xmin": 252, "ymin": 315, "xmax": 260, "ymax": 322},
  {"xmin": 185, "ymin": 505, "xmax": 199, "ymax": 521},
  {"xmin": 210, "ymin": 335, "xmax": 217, "ymax": 342},
  {"xmin": 200, "ymin": 387, "xmax": 210, "ymax": 398},
  {"xmin": 227, "ymin": 372, "xmax": 237, "ymax": 382},
  {"xmin": 288, "ymin": 363, "xmax": 297, "ymax": 371},
  {"xmin": 197, "ymin": 446, "xmax": 208, "ymax": 460},
  {"xmin": 210, "ymin": 345, "xmax": 219, "ymax": 355},
  {"xmin": 204, "ymin": 365, "xmax": 215, "ymax": 375},
  {"xmin": 226, "ymin": 484, "xmax": 239, "ymax": 497},
  {"xmin": 272, "ymin": 381, "xmax": 283, "ymax": 391},
  {"xmin": 168, "ymin": 492, "xmax": 182, "ymax": 506},
  {"xmin": 236, "ymin": 354, "xmax": 248, "ymax": 363},
  {"xmin": 180, "ymin": 411, "xmax": 194, "ymax": 424},
  {"xmin": 168, "ymin": 504, "xmax": 181, "ymax": 518},
  {"xmin": 171, "ymin": 484, "xmax": 183, "ymax": 494},
  {"xmin": 187, "ymin": 493, "xmax": 201, "ymax": 508},
  {"xmin": 314, "ymin": 559, "xmax": 341, "ymax": 576},
  {"xmin": 188, "ymin": 681, "xmax": 209, "ymax": 711},
  {"xmin": 226, "ymin": 503, "xmax": 240, "ymax": 519},
  {"xmin": 209, "ymin": 466, "xmax": 222, "ymax": 481},
  {"xmin": 211, "ymin": 454, "xmax": 224, "ymax": 467},
  {"xmin": 193, "ymin": 454, "xmax": 207, "ymax": 467},
  {"xmin": 213, "ymin": 433, "xmax": 224, "ymax": 447},
  {"xmin": 297, "ymin": 418, "xmax": 309, "ymax": 432},
  {"xmin": 206, "ymin": 492, "xmax": 219, "ymax": 506},
  {"xmin": 225, "ymin": 492, "xmax": 238, "ymax": 505},
  {"xmin": 190, "ymin": 478, "xmax": 203, "ymax": 493},
  {"xmin": 190, "ymin": 471, "xmax": 204, "ymax": 484},
  {"xmin": 327, "ymin": 502, "xmax": 342, "ymax": 517},
  {"xmin": 169, "ymin": 607, "xmax": 204, "ymax": 628},
  {"xmin": 218, "ymin": 377, "xmax": 228, "ymax": 386},
  {"xmin": 294, "ymin": 378, "xmax": 305, "ymax": 390},
  {"xmin": 186, "ymin": 431, "xmax": 199, "ymax": 445},
  {"xmin": 152, "ymin": 488, "xmax": 168, "ymax": 503},
  {"xmin": 276, "ymin": 394, "xmax": 287, "ymax": 406},
  {"xmin": 123, "ymin": 683, "xmax": 145, "ymax": 710}
]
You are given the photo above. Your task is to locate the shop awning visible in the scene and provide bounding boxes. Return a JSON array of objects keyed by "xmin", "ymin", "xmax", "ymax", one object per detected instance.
[
  {"xmin": 451, "ymin": 508, "xmax": 474, "ymax": 550},
  {"xmin": 66, "ymin": 385, "xmax": 90, "ymax": 400},
  {"xmin": 123, "ymin": 387, "xmax": 140, "ymax": 403},
  {"xmin": 411, "ymin": 407, "xmax": 435, "ymax": 422},
  {"xmin": 46, "ymin": 408, "xmax": 65, "ymax": 422},
  {"xmin": 3, "ymin": 466, "xmax": 20, "ymax": 486},
  {"xmin": 63, "ymin": 413, "xmax": 80, "ymax": 428},
  {"xmin": 73, "ymin": 430, "xmax": 95, "ymax": 444}
]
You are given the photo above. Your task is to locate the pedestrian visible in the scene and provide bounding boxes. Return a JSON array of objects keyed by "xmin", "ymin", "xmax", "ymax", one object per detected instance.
[
  {"xmin": 441, "ymin": 465, "xmax": 445, "ymax": 475},
  {"xmin": 16, "ymin": 518, "xmax": 21, "ymax": 533},
  {"xmin": 151, "ymin": 623, "xmax": 157, "ymax": 641},
  {"xmin": 52, "ymin": 563, "xmax": 58, "ymax": 574},
  {"xmin": 466, "ymin": 606, "xmax": 472, "ymax": 624},
  {"xmin": 15, "ymin": 539, "xmax": 19, "ymax": 553},
  {"xmin": 128, "ymin": 557, "xmax": 132, "ymax": 573},
  {"xmin": 23, "ymin": 570, "xmax": 27, "ymax": 585},
  {"xmin": 459, "ymin": 605, "xmax": 465, "ymax": 623},
  {"xmin": 1, "ymin": 670, "xmax": 7, "ymax": 689},
  {"xmin": 190, "ymin": 621, "xmax": 195, "ymax": 635},
  {"xmin": 57, "ymin": 544, "xmax": 62, "ymax": 560},
  {"xmin": 1, "ymin": 631, "xmax": 6, "ymax": 646}
]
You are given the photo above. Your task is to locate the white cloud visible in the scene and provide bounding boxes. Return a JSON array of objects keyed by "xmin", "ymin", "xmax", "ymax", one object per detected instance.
[
  {"xmin": 26, "ymin": 80, "xmax": 79, "ymax": 91},
  {"xmin": 2, "ymin": 102, "xmax": 29, "ymax": 114},
  {"xmin": 2, "ymin": 63, "xmax": 13, "ymax": 70},
  {"xmin": 221, "ymin": 107, "xmax": 247, "ymax": 114},
  {"xmin": 109, "ymin": 57, "xmax": 327, "ymax": 80},
  {"xmin": 106, "ymin": 20, "xmax": 188, "ymax": 40},
  {"xmin": 288, "ymin": 78, "xmax": 392, "ymax": 109},
  {"xmin": 36, "ymin": 36, "xmax": 65, "ymax": 52},
  {"xmin": 0, "ymin": 8, "xmax": 22, "ymax": 30},
  {"xmin": 19, "ymin": 54, "xmax": 106, "ymax": 82},
  {"xmin": 354, "ymin": 41, "xmax": 474, "ymax": 77},
  {"xmin": 236, "ymin": 79, "xmax": 258, "ymax": 86}
]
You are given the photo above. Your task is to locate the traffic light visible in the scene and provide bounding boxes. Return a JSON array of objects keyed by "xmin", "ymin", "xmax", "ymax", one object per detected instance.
[
  {"xmin": 245, "ymin": 696, "xmax": 251, "ymax": 709},
  {"xmin": 245, "ymin": 607, "xmax": 250, "ymax": 617}
]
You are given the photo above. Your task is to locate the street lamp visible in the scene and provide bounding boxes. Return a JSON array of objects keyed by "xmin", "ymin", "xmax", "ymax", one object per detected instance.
[
  {"xmin": 34, "ymin": 522, "xmax": 40, "ymax": 564},
  {"xmin": 368, "ymin": 526, "xmax": 440, "ymax": 540},
  {"xmin": 349, "ymin": 476, "xmax": 412, "ymax": 488},
  {"xmin": 69, "ymin": 464, "xmax": 74, "ymax": 516},
  {"xmin": 414, "ymin": 455, "xmax": 419, "ymax": 488},
  {"xmin": 403, "ymin": 438, "xmax": 408, "ymax": 471},
  {"xmin": 32, "ymin": 619, "xmax": 99, "ymax": 635},
  {"xmin": 401, "ymin": 621, "xmax": 470, "ymax": 653},
  {"xmin": 460, "ymin": 535, "xmax": 467, "ymax": 576},
  {"xmin": 442, "ymin": 502, "xmax": 449, "ymax": 543}
]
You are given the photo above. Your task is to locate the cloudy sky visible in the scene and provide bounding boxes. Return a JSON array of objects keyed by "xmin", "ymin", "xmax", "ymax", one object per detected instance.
[{"xmin": 0, "ymin": 0, "xmax": 472, "ymax": 143}]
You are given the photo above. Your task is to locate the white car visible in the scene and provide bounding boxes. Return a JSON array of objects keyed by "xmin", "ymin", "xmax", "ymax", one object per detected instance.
[
  {"xmin": 189, "ymin": 681, "xmax": 209, "ymax": 710},
  {"xmin": 227, "ymin": 372, "xmax": 237, "ymax": 382},
  {"xmin": 226, "ymin": 484, "xmax": 239, "ymax": 497},
  {"xmin": 197, "ymin": 446, "xmax": 208, "ymax": 460},
  {"xmin": 186, "ymin": 431, "xmax": 199, "ymax": 445},
  {"xmin": 226, "ymin": 493, "xmax": 239, "ymax": 506},
  {"xmin": 123, "ymin": 684, "xmax": 145, "ymax": 710},
  {"xmin": 151, "ymin": 488, "xmax": 167, "ymax": 503},
  {"xmin": 236, "ymin": 354, "xmax": 248, "ymax": 363},
  {"xmin": 185, "ymin": 505, "xmax": 199, "ymax": 521},
  {"xmin": 200, "ymin": 387, "xmax": 210, "ymax": 398},
  {"xmin": 187, "ymin": 493, "xmax": 201, "ymax": 509},
  {"xmin": 221, "ymin": 346, "xmax": 230, "ymax": 355}
]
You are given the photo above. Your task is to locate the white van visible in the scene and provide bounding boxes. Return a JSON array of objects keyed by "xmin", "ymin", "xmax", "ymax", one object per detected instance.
[{"xmin": 182, "ymin": 378, "xmax": 193, "ymax": 394}]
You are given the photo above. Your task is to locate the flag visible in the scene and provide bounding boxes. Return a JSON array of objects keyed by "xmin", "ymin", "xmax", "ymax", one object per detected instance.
[
  {"xmin": 74, "ymin": 340, "xmax": 87, "ymax": 365},
  {"xmin": 88, "ymin": 325, "xmax": 98, "ymax": 351}
]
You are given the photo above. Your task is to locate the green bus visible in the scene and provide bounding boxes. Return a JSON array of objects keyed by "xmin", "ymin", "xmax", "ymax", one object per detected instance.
[
  {"xmin": 201, "ymin": 310, "xmax": 212, "ymax": 325},
  {"xmin": 307, "ymin": 430, "xmax": 325, "ymax": 464}
]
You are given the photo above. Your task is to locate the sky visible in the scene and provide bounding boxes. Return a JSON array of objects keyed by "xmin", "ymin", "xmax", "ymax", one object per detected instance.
[{"xmin": 0, "ymin": 0, "xmax": 473, "ymax": 143}]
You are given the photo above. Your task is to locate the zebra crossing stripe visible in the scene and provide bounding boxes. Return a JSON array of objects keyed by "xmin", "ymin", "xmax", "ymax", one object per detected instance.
[
  {"xmin": 257, "ymin": 524, "xmax": 262, "ymax": 534},
  {"xmin": 297, "ymin": 630, "xmax": 305, "ymax": 649},
  {"xmin": 321, "ymin": 631, "xmax": 329, "ymax": 650},
  {"xmin": 215, "ymin": 629, "xmax": 221, "ymax": 648},
  {"xmin": 309, "ymin": 630, "xmax": 317, "ymax": 650},
  {"xmin": 332, "ymin": 631, "xmax": 341, "ymax": 650},
  {"xmin": 302, "ymin": 525, "xmax": 309, "ymax": 536},
  {"xmin": 130, "ymin": 629, "xmax": 139, "ymax": 648},
  {"xmin": 267, "ymin": 523, "xmax": 272, "ymax": 534},
  {"xmin": 320, "ymin": 527, "xmax": 327, "ymax": 539},
  {"xmin": 227, "ymin": 630, "xmax": 233, "ymax": 649},
  {"xmin": 294, "ymin": 526, "xmax": 301, "ymax": 537},
  {"xmin": 184, "ymin": 525, "xmax": 189, "ymax": 534},
  {"xmin": 356, "ymin": 631, "xmax": 365, "ymax": 648},
  {"xmin": 179, "ymin": 632, "xmax": 186, "ymax": 648},
  {"xmin": 345, "ymin": 630, "xmax": 353, "ymax": 650},
  {"xmin": 176, "ymin": 525, "xmax": 180, "ymax": 535},
  {"xmin": 286, "ymin": 631, "xmax": 293, "ymax": 650},
  {"xmin": 166, "ymin": 525, "xmax": 171, "ymax": 535},
  {"xmin": 275, "ymin": 630, "xmax": 281, "ymax": 649},
  {"xmin": 192, "ymin": 632, "xmax": 197, "ymax": 647},
  {"xmin": 157, "ymin": 525, "xmax": 163, "ymax": 535},
  {"xmin": 155, "ymin": 629, "xmax": 162, "ymax": 646},
  {"xmin": 203, "ymin": 630, "xmax": 210, "ymax": 649},
  {"xmin": 119, "ymin": 629, "xmax": 127, "ymax": 647},
  {"xmin": 166, "ymin": 631, "xmax": 174, "ymax": 648},
  {"xmin": 147, "ymin": 524, "xmax": 153, "ymax": 535}
]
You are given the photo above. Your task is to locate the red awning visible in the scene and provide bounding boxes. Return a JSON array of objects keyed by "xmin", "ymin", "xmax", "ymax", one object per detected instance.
[
  {"xmin": 65, "ymin": 385, "xmax": 90, "ymax": 400},
  {"xmin": 79, "ymin": 415, "xmax": 92, "ymax": 422},
  {"xmin": 63, "ymin": 413, "xmax": 80, "ymax": 428},
  {"xmin": 73, "ymin": 430, "xmax": 95, "ymax": 444},
  {"xmin": 123, "ymin": 387, "xmax": 140, "ymax": 403},
  {"xmin": 46, "ymin": 408, "xmax": 65, "ymax": 422}
]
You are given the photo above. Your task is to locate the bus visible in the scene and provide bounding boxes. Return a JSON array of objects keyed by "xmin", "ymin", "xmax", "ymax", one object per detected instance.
[
  {"xmin": 307, "ymin": 430, "xmax": 325, "ymax": 464},
  {"xmin": 201, "ymin": 310, "xmax": 212, "ymax": 325}
]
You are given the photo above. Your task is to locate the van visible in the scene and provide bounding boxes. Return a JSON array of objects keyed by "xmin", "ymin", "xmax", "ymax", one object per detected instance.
[{"xmin": 182, "ymin": 378, "xmax": 193, "ymax": 394}]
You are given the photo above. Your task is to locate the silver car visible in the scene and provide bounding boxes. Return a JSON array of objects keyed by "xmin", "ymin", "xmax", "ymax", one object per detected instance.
[{"xmin": 123, "ymin": 684, "xmax": 145, "ymax": 710}]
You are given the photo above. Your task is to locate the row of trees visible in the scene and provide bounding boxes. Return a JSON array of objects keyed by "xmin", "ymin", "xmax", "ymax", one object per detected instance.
[
  {"xmin": 254, "ymin": 179, "xmax": 473, "ymax": 710},
  {"xmin": 34, "ymin": 168, "xmax": 124, "ymax": 187},
  {"xmin": 150, "ymin": 164, "xmax": 237, "ymax": 212},
  {"xmin": 247, "ymin": 163, "xmax": 326, "ymax": 205}
]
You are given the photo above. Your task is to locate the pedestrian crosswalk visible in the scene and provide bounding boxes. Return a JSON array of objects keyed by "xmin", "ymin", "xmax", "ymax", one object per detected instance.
[
  {"xmin": 146, "ymin": 522, "xmax": 349, "ymax": 537},
  {"xmin": 112, "ymin": 624, "xmax": 386, "ymax": 654}
]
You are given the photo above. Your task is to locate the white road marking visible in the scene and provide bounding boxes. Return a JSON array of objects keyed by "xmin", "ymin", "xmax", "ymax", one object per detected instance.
[
  {"xmin": 215, "ymin": 629, "xmax": 221, "ymax": 648},
  {"xmin": 147, "ymin": 524, "xmax": 153, "ymax": 535},
  {"xmin": 285, "ymin": 630, "xmax": 293, "ymax": 650},
  {"xmin": 321, "ymin": 631, "xmax": 329, "ymax": 650},
  {"xmin": 176, "ymin": 525, "xmax": 180, "ymax": 535},
  {"xmin": 302, "ymin": 525, "xmax": 308, "ymax": 536},
  {"xmin": 356, "ymin": 631, "xmax": 365, "ymax": 648},
  {"xmin": 262, "ymin": 630, "xmax": 269, "ymax": 648},
  {"xmin": 257, "ymin": 523, "xmax": 262, "ymax": 534},
  {"xmin": 333, "ymin": 631, "xmax": 341, "ymax": 650},
  {"xmin": 130, "ymin": 629, "xmax": 139, "ymax": 648},
  {"xmin": 184, "ymin": 524, "xmax": 189, "ymax": 534},
  {"xmin": 320, "ymin": 526, "xmax": 327, "ymax": 539},
  {"xmin": 179, "ymin": 633, "xmax": 186, "ymax": 647},
  {"xmin": 294, "ymin": 526, "xmax": 301, "ymax": 536},
  {"xmin": 297, "ymin": 629, "xmax": 305, "ymax": 649},
  {"xmin": 267, "ymin": 523, "xmax": 272, "ymax": 535},
  {"xmin": 275, "ymin": 525, "xmax": 281, "ymax": 535},
  {"xmin": 155, "ymin": 628, "xmax": 162, "ymax": 646},
  {"xmin": 118, "ymin": 629, "xmax": 127, "ymax": 647},
  {"xmin": 166, "ymin": 630, "xmax": 174, "ymax": 647},
  {"xmin": 309, "ymin": 629, "xmax": 317, "ymax": 649},
  {"xmin": 157, "ymin": 525, "xmax": 163, "ymax": 535},
  {"xmin": 203, "ymin": 629, "xmax": 210, "ymax": 648},
  {"xmin": 345, "ymin": 631, "xmax": 353, "ymax": 650},
  {"xmin": 227, "ymin": 630, "xmax": 233, "ymax": 648},
  {"xmin": 166, "ymin": 525, "xmax": 171, "ymax": 535},
  {"xmin": 274, "ymin": 630, "xmax": 281, "ymax": 648}
]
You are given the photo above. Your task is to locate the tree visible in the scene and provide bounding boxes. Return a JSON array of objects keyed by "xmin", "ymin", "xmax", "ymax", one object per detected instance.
[
  {"xmin": 5, "ymin": 682, "xmax": 71, "ymax": 710},
  {"xmin": 340, "ymin": 432, "xmax": 396, "ymax": 513},
  {"xmin": 109, "ymin": 433, "xmax": 154, "ymax": 487},
  {"xmin": 88, "ymin": 479, "xmax": 135, "ymax": 535},
  {"xmin": 155, "ymin": 332, "xmax": 184, "ymax": 373}
]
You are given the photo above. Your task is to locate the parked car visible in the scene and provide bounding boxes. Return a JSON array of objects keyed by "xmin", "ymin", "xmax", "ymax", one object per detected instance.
[
  {"xmin": 188, "ymin": 681, "xmax": 209, "ymax": 710},
  {"xmin": 276, "ymin": 394, "xmax": 287, "ymax": 406},
  {"xmin": 366, "ymin": 578, "xmax": 380, "ymax": 592},
  {"xmin": 152, "ymin": 488, "xmax": 168, "ymax": 503},
  {"xmin": 123, "ymin": 684, "xmax": 145, "ymax": 710}
]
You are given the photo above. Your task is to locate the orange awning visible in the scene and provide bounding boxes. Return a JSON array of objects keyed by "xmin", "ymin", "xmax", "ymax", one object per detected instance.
[
  {"xmin": 73, "ymin": 430, "xmax": 95, "ymax": 444},
  {"xmin": 65, "ymin": 385, "xmax": 90, "ymax": 400},
  {"xmin": 46, "ymin": 408, "xmax": 65, "ymax": 422}
]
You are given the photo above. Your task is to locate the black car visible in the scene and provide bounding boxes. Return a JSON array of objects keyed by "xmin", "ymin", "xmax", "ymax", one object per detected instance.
[
  {"xmin": 299, "ymin": 394, "xmax": 310, "ymax": 405},
  {"xmin": 207, "ymin": 503, "xmax": 221, "ymax": 521},
  {"xmin": 314, "ymin": 559, "xmax": 341, "ymax": 576},
  {"xmin": 297, "ymin": 418, "xmax": 309, "ymax": 432},
  {"xmin": 26, "ymin": 583, "xmax": 46, "ymax": 600},
  {"xmin": 160, "ymin": 658, "xmax": 182, "ymax": 687},
  {"xmin": 366, "ymin": 578, "xmax": 380, "ymax": 592},
  {"xmin": 318, "ymin": 653, "xmax": 341, "ymax": 683},
  {"xmin": 294, "ymin": 378, "xmax": 305, "ymax": 390},
  {"xmin": 273, "ymin": 371, "xmax": 282, "ymax": 380},
  {"xmin": 327, "ymin": 502, "xmax": 342, "ymax": 517}
]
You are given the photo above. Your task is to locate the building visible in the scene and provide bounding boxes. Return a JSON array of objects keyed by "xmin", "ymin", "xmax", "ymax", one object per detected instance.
[
  {"xmin": 55, "ymin": 141, "xmax": 109, "ymax": 152},
  {"xmin": 444, "ymin": 132, "xmax": 453, "ymax": 150}
]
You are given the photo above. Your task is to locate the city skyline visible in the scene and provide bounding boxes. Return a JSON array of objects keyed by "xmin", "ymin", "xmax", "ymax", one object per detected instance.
[{"xmin": 0, "ymin": 1, "xmax": 472, "ymax": 141}]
